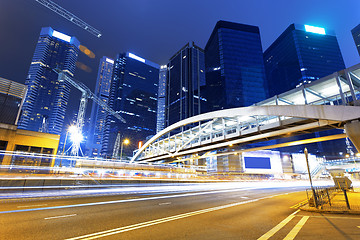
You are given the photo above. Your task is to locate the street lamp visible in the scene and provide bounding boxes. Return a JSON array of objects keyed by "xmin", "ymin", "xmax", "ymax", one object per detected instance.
[{"xmin": 120, "ymin": 139, "xmax": 130, "ymax": 161}]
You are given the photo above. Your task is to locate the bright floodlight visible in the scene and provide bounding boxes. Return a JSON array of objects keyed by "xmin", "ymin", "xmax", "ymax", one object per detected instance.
[
  {"xmin": 69, "ymin": 127, "xmax": 83, "ymax": 144},
  {"xmin": 123, "ymin": 139, "xmax": 130, "ymax": 145},
  {"xmin": 304, "ymin": 25, "xmax": 326, "ymax": 35}
]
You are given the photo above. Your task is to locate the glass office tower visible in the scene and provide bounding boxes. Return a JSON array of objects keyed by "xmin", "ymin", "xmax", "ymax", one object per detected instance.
[
  {"xmin": 351, "ymin": 24, "xmax": 360, "ymax": 56},
  {"xmin": 88, "ymin": 57, "xmax": 114, "ymax": 157},
  {"xmin": 165, "ymin": 42, "xmax": 206, "ymax": 127},
  {"xmin": 264, "ymin": 24, "xmax": 345, "ymax": 97},
  {"xmin": 101, "ymin": 53, "xmax": 159, "ymax": 157},
  {"xmin": 18, "ymin": 27, "xmax": 80, "ymax": 135},
  {"xmin": 205, "ymin": 20, "xmax": 267, "ymax": 111},
  {"xmin": 264, "ymin": 24, "xmax": 346, "ymax": 158},
  {"xmin": 156, "ymin": 65, "xmax": 167, "ymax": 133}
]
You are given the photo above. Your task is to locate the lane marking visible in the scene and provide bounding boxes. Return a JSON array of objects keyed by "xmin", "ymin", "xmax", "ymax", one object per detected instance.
[
  {"xmin": 290, "ymin": 200, "xmax": 308, "ymax": 209},
  {"xmin": 257, "ymin": 210, "xmax": 299, "ymax": 240},
  {"xmin": 65, "ymin": 198, "xmax": 263, "ymax": 240},
  {"xmin": 66, "ymin": 192, "xmax": 296, "ymax": 240},
  {"xmin": 283, "ymin": 216, "xmax": 309, "ymax": 240},
  {"xmin": 241, "ymin": 197, "xmax": 249, "ymax": 199},
  {"xmin": 0, "ymin": 187, "xmax": 258, "ymax": 214},
  {"xmin": 44, "ymin": 214, "xmax": 77, "ymax": 220},
  {"xmin": 158, "ymin": 202, "xmax": 171, "ymax": 205},
  {"xmin": 17, "ymin": 204, "xmax": 48, "ymax": 208}
]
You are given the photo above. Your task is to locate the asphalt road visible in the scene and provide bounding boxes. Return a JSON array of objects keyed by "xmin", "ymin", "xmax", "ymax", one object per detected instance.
[{"xmin": 0, "ymin": 182, "xmax": 359, "ymax": 240}]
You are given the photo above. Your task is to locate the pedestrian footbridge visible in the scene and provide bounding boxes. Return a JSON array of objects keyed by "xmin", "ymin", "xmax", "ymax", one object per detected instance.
[{"xmin": 131, "ymin": 64, "xmax": 360, "ymax": 163}]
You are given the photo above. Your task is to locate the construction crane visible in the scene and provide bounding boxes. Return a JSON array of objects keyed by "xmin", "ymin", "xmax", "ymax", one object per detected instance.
[
  {"xmin": 35, "ymin": 0, "xmax": 102, "ymax": 38},
  {"xmin": 54, "ymin": 70, "xmax": 125, "ymax": 156}
]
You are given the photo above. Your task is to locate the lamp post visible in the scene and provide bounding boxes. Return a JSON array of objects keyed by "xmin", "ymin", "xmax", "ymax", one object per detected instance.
[
  {"xmin": 120, "ymin": 139, "xmax": 130, "ymax": 161},
  {"xmin": 305, "ymin": 148, "xmax": 318, "ymax": 208},
  {"xmin": 59, "ymin": 125, "xmax": 76, "ymax": 168}
]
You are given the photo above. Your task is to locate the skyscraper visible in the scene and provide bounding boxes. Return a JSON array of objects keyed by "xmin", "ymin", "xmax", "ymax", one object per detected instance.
[
  {"xmin": 264, "ymin": 24, "xmax": 346, "ymax": 158},
  {"xmin": 351, "ymin": 24, "xmax": 360, "ymax": 56},
  {"xmin": 264, "ymin": 24, "xmax": 345, "ymax": 97},
  {"xmin": 87, "ymin": 56, "xmax": 114, "ymax": 157},
  {"xmin": 205, "ymin": 20, "xmax": 267, "ymax": 111},
  {"xmin": 156, "ymin": 65, "xmax": 167, "ymax": 133},
  {"xmin": 101, "ymin": 53, "xmax": 159, "ymax": 157},
  {"xmin": 165, "ymin": 42, "xmax": 206, "ymax": 127},
  {"xmin": 18, "ymin": 27, "xmax": 80, "ymax": 135}
]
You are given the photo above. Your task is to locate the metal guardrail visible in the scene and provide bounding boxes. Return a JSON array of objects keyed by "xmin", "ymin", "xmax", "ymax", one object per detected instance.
[{"xmin": 306, "ymin": 186, "xmax": 352, "ymax": 209}]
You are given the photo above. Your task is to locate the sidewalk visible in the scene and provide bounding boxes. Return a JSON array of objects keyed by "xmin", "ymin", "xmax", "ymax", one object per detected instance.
[{"xmin": 300, "ymin": 188, "xmax": 360, "ymax": 214}]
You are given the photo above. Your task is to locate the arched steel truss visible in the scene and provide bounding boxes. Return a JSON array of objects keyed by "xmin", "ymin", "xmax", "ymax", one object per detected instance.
[{"xmin": 131, "ymin": 63, "xmax": 360, "ymax": 163}]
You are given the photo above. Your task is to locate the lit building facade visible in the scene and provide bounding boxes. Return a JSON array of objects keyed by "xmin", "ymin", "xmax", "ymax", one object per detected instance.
[
  {"xmin": 351, "ymin": 24, "xmax": 360, "ymax": 56},
  {"xmin": 101, "ymin": 53, "xmax": 159, "ymax": 157},
  {"xmin": 88, "ymin": 57, "xmax": 114, "ymax": 157},
  {"xmin": 205, "ymin": 20, "xmax": 267, "ymax": 111},
  {"xmin": 264, "ymin": 24, "xmax": 345, "ymax": 97},
  {"xmin": 165, "ymin": 42, "xmax": 206, "ymax": 127},
  {"xmin": 264, "ymin": 24, "xmax": 346, "ymax": 158},
  {"xmin": 18, "ymin": 27, "xmax": 80, "ymax": 135},
  {"xmin": 0, "ymin": 77, "xmax": 26, "ymax": 125},
  {"xmin": 156, "ymin": 65, "xmax": 167, "ymax": 133}
]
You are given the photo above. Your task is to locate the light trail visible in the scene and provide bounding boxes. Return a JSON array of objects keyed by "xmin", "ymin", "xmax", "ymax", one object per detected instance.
[
  {"xmin": 65, "ymin": 192, "xmax": 295, "ymax": 240},
  {"xmin": 0, "ymin": 187, "xmax": 259, "ymax": 214}
]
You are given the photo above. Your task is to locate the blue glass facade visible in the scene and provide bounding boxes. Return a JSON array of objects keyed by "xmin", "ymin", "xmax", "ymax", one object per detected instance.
[
  {"xmin": 88, "ymin": 57, "xmax": 114, "ymax": 156},
  {"xmin": 205, "ymin": 20, "xmax": 267, "ymax": 111},
  {"xmin": 351, "ymin": 24, "xmax": 360, "ymax": 56},
  {"xmin": 165, "ymin": 42, "xmax": 206, "ymax": 127},
  {"xmin": 18, "ymin": 27, "xmax": 79, "ymax": 135},
  {"xmin": 264, "ymin": 24, "xmax": 346, "ymax": 158},
  {"xmin": 264, "ymin": 24, "xmax": 345, "ymax": 97},
  {"xmin": 101, "ymin": 53, "xmax": 159, "ymax": 157}
]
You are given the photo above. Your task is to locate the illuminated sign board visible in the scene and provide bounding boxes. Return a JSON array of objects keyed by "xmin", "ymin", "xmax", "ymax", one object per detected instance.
[
  {"xmin": 128, "ymin": 53, "xmax": 145, "ymax": 63},
  {"xmin": 106, "ymin": 58, "xmax": 114, "ymax": 64},
  {"xmin": 52, "ymin": 30, "xmax": 71, "ymax": 42},
  {"xmin": 304, "ymin": 25, "xmax": 326, "ymax": 35}
]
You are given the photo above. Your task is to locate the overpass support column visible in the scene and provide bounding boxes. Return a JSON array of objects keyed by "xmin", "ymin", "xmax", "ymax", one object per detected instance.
[{"xmin": 345, "ymin": 120, "xmax": 360, "ymax": 152}]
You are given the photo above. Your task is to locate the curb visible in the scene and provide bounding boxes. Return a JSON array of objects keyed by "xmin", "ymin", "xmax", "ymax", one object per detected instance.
[{"xmin": 299, "ymin": 205, "xmax": 360, "ymax": 215}]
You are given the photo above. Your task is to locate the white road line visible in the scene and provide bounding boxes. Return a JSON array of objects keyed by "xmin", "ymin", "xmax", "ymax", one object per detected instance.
[
  {"xmin": 65, "ymin": 198, "xmax": 262, "ymax": 240},
  {"xmin": 283, "ymin": 216, "xmax": 309, "ymax": 240},
  {"xmin": 240, "ymin": 197, "xmax": 249, "ymax": 199},
  {"xmin": 44, "ymin": 214, "xmax": 77, "ymax": 220},
  {"xmin": 17, "ymin": 204, "xmax": 48, "ymax": 208},
  {"xmin": 257, "ymin": 210, "xmax": 300, "ymax": 240},
  {"xmin": 158, "ymin": 202, "xmax": 171, "ymax": 205},
  {"xmin": 66, "ymin": 192, "xmax": 297, "ymax": 240}
]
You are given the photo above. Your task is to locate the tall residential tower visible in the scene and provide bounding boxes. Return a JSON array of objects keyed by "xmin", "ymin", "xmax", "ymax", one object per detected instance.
[{"xmin": 18, "ymin": 27, "xmax": 80, "ymax": 135}]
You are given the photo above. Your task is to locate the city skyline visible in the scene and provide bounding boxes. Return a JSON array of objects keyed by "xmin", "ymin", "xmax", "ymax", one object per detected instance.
[{"xmin": 0, "ymin": 1, "xmax": 359, "ymax": 85}]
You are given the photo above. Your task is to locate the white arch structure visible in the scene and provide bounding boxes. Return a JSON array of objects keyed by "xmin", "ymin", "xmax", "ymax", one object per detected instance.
[{"xmin": 131, "ymin": 63, "xmax": 360, "ymax": 163}]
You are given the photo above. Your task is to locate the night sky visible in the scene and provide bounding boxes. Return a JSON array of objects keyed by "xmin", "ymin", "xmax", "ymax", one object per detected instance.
[{"xmin": 0, "ymin": 0, "xmax": 359, "ymax": 126}]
